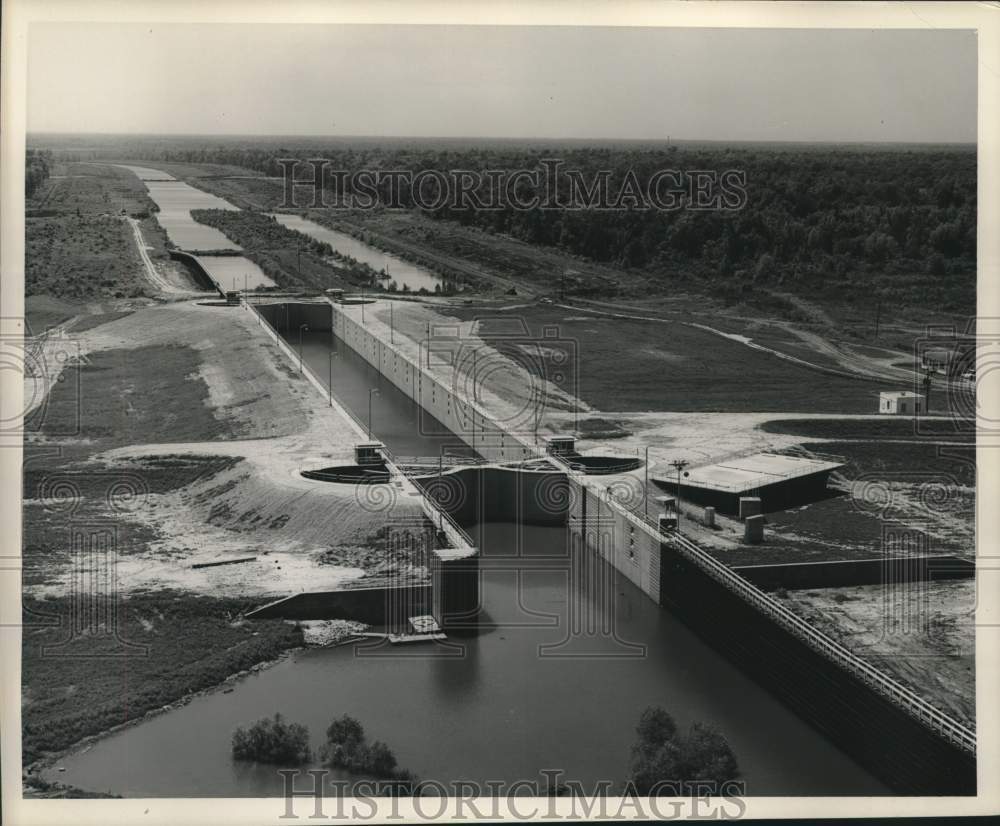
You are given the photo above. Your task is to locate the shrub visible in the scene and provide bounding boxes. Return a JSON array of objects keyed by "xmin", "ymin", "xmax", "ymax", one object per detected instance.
[
  {"xmin": 629, "ymin": 706, "xmax": 739, "ymax": 794},
  {"xmin": 320, "ymin": 714, "xmax": 411, "ymax": 781},
  {"xmin": 231, "ymin": 713, "xmax": 310, "ymax": 765}
]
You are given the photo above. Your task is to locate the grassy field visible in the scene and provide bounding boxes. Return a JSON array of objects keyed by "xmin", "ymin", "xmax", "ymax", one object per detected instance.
[
  {"xmin": 26, "ymin": 343, "xmax": 235, "ymax": 445},
  {"xmin": 24, "ymin": 295, "xmax": 81, "ymax": 335},
  {"xmin": 22, "ymin": 590, "xmax": 302, "ymax": 764},
  {"xmin": 446, "ymin": 305, "xmax": 883, "ymax": 413},
  {"xmin": 804, "ymin": 440, "xmax": 976, "ymax": 486},
  {"xmin": 26, "ymin": 214, "xmax": 146, "ymax": 300},
  {"xmin": 22, "ymin": 454, "xmax": 240, "ymax": 588},
  {"xmin": 27, "ymin": 163, "xmax": 153, "ymax": 217},
  {"xmin": 68, "ymin": 310, "xmax": 136, "ymax": 334},
  {"xmin": 760, "ymin": 417, "xmax": 975, "ymax": 441}
]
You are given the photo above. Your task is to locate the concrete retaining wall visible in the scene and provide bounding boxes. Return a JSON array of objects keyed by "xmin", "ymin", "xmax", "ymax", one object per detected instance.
[
  {"xmin": 258, "ymin": 301, "xmax": 334, "ymax": 333},
  {"xmin": 331, "ymin": 303, "xmax": 537, "ymax": 464},
  {"xmin": 568, "ymin": 479, "xmax": 663, "ymax": 603},
  {"xmin": 168, "ymin": 250, "xmax": 217, "ymax": 292},
  {"xmin": 659, "ymin": 542, "xmax": 976, "ymax": 794},
  {"xmin": 247, "ymin": 584, "xmax": 429, "ymax": 624}
]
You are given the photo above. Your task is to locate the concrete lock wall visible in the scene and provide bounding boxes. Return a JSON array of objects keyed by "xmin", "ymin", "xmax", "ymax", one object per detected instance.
[
  {"xmin": 258, "ymin": 301, "xmax": 334, "ymax": 333},
  {"xmin": 327, "ymin": 300, "xmax": 660, "ymax": 605},
  {"xmin": 332, "ymin": 303, "xmax": 537, "ymax": 464},
  {"xmin": 315, "ymin": 298, "xmax": 973, "ymax": 794},
  {"xmin": 569, "ymin": 480, "xmax": 662, "ymax": 603},
  {"xmin": 658, "ymin": 542, "xmax": 976, "ymax": 795},
  {"xmin": 420, "ymin": 466, "xmax": 570, "ymax": 527}
]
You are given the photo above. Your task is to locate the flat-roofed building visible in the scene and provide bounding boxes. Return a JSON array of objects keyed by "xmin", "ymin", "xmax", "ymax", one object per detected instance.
[
  {"xmin": 653, "ymin": 452, "xmax": 843, "ymax": 515},
  {"xmin": 879, "ymin": 391, "xmax": 924, "ymax": 415}
]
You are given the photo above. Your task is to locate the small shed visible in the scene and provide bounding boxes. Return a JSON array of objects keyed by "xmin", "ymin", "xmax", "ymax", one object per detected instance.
[
  {"xmin": 354, "ymin": 442, "xmax": 385, "ymax": 466},
  {"xmin": 879, "ymin": 391, "xmax": 924, "ymax": 416}
]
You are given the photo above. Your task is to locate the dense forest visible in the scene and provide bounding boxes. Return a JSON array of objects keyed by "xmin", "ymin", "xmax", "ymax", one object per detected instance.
[{"xmin": 38, "ymin": 137, "xmax": 977, "ymax": 311}]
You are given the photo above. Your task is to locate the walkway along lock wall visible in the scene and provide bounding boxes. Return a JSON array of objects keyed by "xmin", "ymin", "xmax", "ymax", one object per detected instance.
[{"xmin": 263, "ymin": 299, "xmax": 976, "ymax": 793}]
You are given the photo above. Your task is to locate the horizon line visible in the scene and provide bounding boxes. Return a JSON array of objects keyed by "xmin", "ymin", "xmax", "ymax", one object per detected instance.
[{"xmin": 24, "ymin": 130, "xmax": 977, "ymax": 147}]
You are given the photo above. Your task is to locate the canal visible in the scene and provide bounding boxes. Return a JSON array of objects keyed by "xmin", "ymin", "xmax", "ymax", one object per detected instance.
[
  {"xmin": 271, "ymin": 213, "xmax": 445, "ymax": 293},
  {"xmin": 46, "ymin": 305, "xmax": 890, "ymax": 799}
]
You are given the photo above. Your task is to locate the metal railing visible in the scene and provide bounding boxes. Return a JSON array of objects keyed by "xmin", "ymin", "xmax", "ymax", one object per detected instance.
[{"xmin": 592, "ymin": 483, "xmax": 977, "ymax": 754}]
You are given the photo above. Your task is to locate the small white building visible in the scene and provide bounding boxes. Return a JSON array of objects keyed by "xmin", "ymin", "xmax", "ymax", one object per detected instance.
[{"xmin": 879, "ymin": 391, "xmax": 924, "ymax": 415}]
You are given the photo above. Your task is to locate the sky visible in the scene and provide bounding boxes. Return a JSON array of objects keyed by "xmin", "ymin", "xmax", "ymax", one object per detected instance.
[{"xmin": 27, "ymin": 24, "xmax": 977, "ymax": 142}]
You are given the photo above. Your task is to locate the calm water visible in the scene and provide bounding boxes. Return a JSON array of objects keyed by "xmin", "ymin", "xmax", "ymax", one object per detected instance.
[
  {"xmin": 270, "ymin": 214, "xmax": 444, "ymax": 293},
  {"xmin": 117, "ymin": 164, "xmax": 275, "ymax": 290},
  {"xmin": 46, "ymin": 318, "xmax": 888, "ymax": 797},
  {"xmin": 143, "ymin": 181, "xmax": 242, "ymax": 251},
  {"xmin": 195, "ymin": 255, "xmax": 276, "ymax": 293},
  {"xmin": 48, "ymin": 518, "xmax": 887, "ymax": 797}
]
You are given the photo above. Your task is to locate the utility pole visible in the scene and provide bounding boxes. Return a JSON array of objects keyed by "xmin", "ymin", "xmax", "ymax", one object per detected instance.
[
  {"xmin": 298, "ymin": 324, "xmax": 309, "ymax": 372},
  {"xmin": 873, "ymin": 301, "xmax": 882, "ymax": 340},
  {"xmin": 390, "ymin": 302, "xmax": 394, "ymax": 344},
  {"xmin": 368, "ymin": 388, "xmax": 379, "ymax": 439},
  {"xmin": 644, "ymin": 445, "xmax": 650, "ymax": 518},
  {"xmin": 669, "ymin": 459, "xmax": 690, "ymax": 533},
  {"xmin": 328, "ymin": 351, "xmax": 338, "ymax": 405}
]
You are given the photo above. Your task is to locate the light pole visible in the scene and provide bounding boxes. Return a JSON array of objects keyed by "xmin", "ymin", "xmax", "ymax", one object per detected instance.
[
  {"xmin": 298, "ymin": 324, "xmax": 309, "ymax": 372},
  {"xmin": 669, "ymin": 459, "xmax": 689, "ymax": 533},
  {"xmin": 367, "ymin": 388, "xmax": 380, "ymax": 439},
  {"xmin": 328, "ymin": 350, "xmax": 339, "ymax": 404},
  {"xmin": 644, "ymin": 445, "xmax": 650, "ymax": 518},
  {"xmin": 243, "ymin": 273, "xmax": 248, "ymax": 307}
]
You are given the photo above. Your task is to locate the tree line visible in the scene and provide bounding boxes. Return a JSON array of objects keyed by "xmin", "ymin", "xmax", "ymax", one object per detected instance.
[{"xmin": 42, "ymin": 138, "xmax": 976, "ymax": 311}]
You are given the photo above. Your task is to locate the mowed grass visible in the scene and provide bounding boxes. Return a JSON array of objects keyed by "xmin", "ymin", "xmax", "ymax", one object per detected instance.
[
  {"xmin": 447, "ymin": 306, "xmax": 882, "ymax": 413},
  {"xmin": 22, "ymin": 591, "xmax": 302, "ymax": 763},
  {"xmin": 26, "ymin": 344, "xmax": 235, "ymax": 446}
]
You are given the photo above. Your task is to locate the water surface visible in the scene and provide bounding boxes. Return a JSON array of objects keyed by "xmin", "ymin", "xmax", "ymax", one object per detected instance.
[{"xmin": 271, "ymin": 214, "xmax": 444, "ymax": 293}]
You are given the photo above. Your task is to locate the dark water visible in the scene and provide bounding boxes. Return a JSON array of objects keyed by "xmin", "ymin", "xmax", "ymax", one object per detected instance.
[
  {"xmin": 45, "ymin": 317, "xmax": 890, "ymax": 797},
  {"xmin": 294, "ymin": 328, "xmax": 469, "ymax": 460},
  {"xmin": 49, "ymin": 520, "xmax": 888, "ymax": 797}
]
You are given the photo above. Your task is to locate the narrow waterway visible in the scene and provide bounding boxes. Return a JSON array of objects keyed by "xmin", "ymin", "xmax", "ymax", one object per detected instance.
[
  {"xmin": 116, "ymin": 164, "xmax": 276, "ymax": 291},
  {"xmin": 270, "ymin": 213, "xmax": 444, "ymax": 293},
  {"xmin": 47, "ymin": 317, "xmax": 889, "ymax": 797}
]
